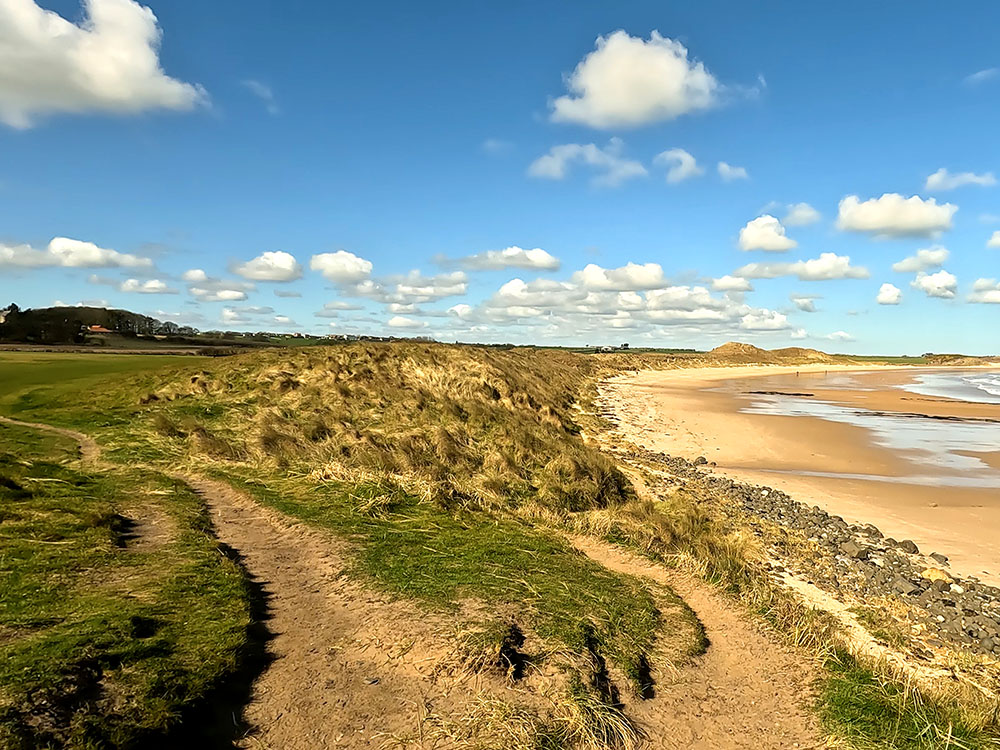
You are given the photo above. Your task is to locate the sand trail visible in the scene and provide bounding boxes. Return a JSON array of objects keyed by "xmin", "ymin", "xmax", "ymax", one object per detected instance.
[{"xmin": 572, "ymin": 535, "xmax": 825, "ymax": 749}]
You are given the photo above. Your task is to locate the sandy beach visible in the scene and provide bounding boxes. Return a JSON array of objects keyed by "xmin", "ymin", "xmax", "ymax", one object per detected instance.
[{"xmin": 603, "ymin": 364, "xmax": 1000, "ymax": 586}]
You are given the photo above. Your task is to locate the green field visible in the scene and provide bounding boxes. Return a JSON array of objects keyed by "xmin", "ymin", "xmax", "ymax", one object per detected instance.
[{"xmin": 0, "ymin": 352, "xmax": 205, "ymax": 414}]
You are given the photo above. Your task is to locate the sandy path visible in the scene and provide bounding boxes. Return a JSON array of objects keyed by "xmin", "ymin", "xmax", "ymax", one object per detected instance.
[
  {"xmin": 0, "ymin": 414, "xmax": 101, "ymax": 462},
  {"xmin": 180, "ymin": 475, "xmax": 481, "ymax": 750},
  {"xmin": 571, "ymin": 536, "xmax": 825, "ymax": 750}
]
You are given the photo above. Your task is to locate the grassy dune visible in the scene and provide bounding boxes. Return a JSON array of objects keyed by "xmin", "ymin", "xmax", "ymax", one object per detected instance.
[{"xmin": 3, "ymin": 343, "xmax": 997, "ymax": 748}]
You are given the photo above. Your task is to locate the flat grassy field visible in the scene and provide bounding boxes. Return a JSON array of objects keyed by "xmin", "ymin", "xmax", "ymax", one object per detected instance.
[{"xmin": 0, "ymin": 352, "xmax": 203, "ymax": 413}]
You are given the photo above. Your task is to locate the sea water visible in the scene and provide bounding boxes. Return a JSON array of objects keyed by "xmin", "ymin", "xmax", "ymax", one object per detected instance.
[
  {"xmin": 896, "ymin": 371, "xmax": 1000, "ymax": 405},
  {"xmin": 739, "ymin": 380, "xmax": 1000, "ymax": 488}
]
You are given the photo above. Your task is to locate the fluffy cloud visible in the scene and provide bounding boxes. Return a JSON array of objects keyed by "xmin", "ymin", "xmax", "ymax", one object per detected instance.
[
  {"xmin": 711, "ymin": 275, "xmax": 753, "ymax": 292},
  {"xmin": 790, "ymin": 294, "xmax": 818, "ymax": 312},
  {"xmin": 924, "ymin": 168, "xmax": 996, "ymax": 191},
  {"xmin": 181, "ymin": 268, "xmax": 208, "ymax": 282},
  {"xmin": 783, "ymin": 203, "xmax": 821, "ymax": 226},
  {"xmin": 191, "ymin": 287, "xmax": 249, "ymax": 302},
  {"xmin": 740, "ymin": 310, "xmax": 789, "ymax": 330},
  {"xmin": 911, "ymin": 270, "xmax": 958, "ymax": 299},
  {"xmin": 310, "ymin": 250, "xmax": 373, "ymax": 283},
  {"xmin": 653, "ymin": 148, "xmax": 703, "ymax": 183},
  {"xmin": 455, "ymin": 246, "xmax": 560, "ymax": 271},
  {"xmin": 528, "ymin": 138, "xmax": 647, "ymax": 187},
  {"xmin": 233, "ymin": 251, "xmax": 302, "ymax": 281},
  {"xmin": 717, "ymin": 161, "xmax": 748, "ymax": 181},
  {"xmin": 735, "ymin": 252, "xmax": 869, "ymax": 281},
  {"xmin": 969, "ymin": 278, "xmax": 1000, "ymax": 304},
  {"xmin": 0, "ymin": 237, "xmax": 153, "ymax": 269},
  {"xmin": 738, "ymin": 215, "xmax": 797, "ymax": 252},
  {"xmin": 988, "ymin": 231, "xmax": 1000, "ymax": 248},
  {"xmin": 825, "ymin": 331, "xmax": 854, "ymax": 342},
  {"xmin": 392, "ymin": 271, "xmax": 467, "ymax": 302},
  {"xmin": 188, "ymin": 274, "xmax": 255, "ymax": 302},
  {"xmin": 119, "ymin": 278, "xmax": 177, "ymax": 294},
  {"xmin": 572, "ymin": 262, "xmax": 665, "ymax": 291},
  {"xmin": 836, "ymin": 194, "xmax": 957, "ymax": 238},
  {"xmin": 549, "ymin": 31, "xmax": 719, "ymax": 129},
  {"xmin": 387, "ymin": 315, "xmax": 427, "ymax": 329},
  {"xmin": 876, "ymin": 283, "xmax": 902, "ymax": 305},
  {"xmin": 0, "ymin": 0, "xmax": 206, "ymax": 128},
  {"xmin": 891, "ymin": 245, "xmax": 949, "ymax": 273}
]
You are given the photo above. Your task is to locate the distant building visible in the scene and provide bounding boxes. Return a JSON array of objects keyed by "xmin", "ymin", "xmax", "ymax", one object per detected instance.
[{"xmin": 87, "ymin": 324, "xmax": 112, "ymax": 333}]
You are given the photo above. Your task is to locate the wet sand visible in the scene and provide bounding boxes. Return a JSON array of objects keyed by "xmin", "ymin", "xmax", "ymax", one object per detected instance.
[{"xmin": 605, "ymin": 364, "xmax": 1000, "ymax": 586}]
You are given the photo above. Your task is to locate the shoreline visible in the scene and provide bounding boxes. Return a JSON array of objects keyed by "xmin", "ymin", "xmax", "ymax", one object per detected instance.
[{"xmin": 602, "ymin": 364, "xmax": 1000, "ymax": 587}]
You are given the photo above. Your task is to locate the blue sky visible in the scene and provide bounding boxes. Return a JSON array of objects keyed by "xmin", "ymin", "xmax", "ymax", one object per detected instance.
[{"xmin": 1, "ymin": 0, "xmax": 999, "ymax": 353}]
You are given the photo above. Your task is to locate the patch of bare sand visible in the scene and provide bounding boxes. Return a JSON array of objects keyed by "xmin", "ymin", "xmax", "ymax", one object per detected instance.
[
  {"xmin": 570, "ymin": 536, "xmax": 825, "ymax": 749},
  {"xmin": 180, "ymin": 476, "xmax": 527, "ymax": 750}
]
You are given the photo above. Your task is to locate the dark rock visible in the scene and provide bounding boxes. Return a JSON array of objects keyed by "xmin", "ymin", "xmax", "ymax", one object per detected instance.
[
  {"xmin": 899, "ymin": 539, "xmax": 919, "ymax": 554},
  {"xmin": 930, "ymin": 552, "xmax": 949, "ymax": 565},
  {"xmin": 893, "ymin": 576, "xmax": 920, "ymax": 596},
  {"xmin": 693, "ymin": 456, "xmax": 708, "ymax": 466},
  {"xmin": 839, "ymin": 540, "xmax": 869, "ymax": 560}
]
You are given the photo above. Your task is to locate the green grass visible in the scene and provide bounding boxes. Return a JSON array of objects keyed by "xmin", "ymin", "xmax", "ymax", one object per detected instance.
[
  {"xmin": 0, "ymin": 352, "xmax": 199, "ymax": 414},
  {"xmin": 820, "ymin": 650, "xmax": 988, "ymax": 750},
  {"xmin": 0, "ymin": 421, "xmax": 253, "ymax": 749},
  {"xmin": 214, "ymin": 469, "xmax": 702, "ymax": 694}
]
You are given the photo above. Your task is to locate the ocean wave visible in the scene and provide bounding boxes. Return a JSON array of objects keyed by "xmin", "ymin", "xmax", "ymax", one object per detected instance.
[{"xmin": 963, "ymin": 373, "xmax": 1000, "ymax": 397}]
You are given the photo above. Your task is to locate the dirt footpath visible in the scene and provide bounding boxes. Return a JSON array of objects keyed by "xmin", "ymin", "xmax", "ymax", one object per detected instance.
[
  {"xmin": 572, "ymin": 536, "xmax": 826, "ymax": 749},
  {"xmin": 182, "ymin": 476, "xmax": 490, "ymax": 749}
]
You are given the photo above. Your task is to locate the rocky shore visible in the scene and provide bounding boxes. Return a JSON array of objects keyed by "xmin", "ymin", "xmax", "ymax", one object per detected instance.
[{"xmin": 624, "ymin": 447, "xmax": 1000, "ymax": 657}]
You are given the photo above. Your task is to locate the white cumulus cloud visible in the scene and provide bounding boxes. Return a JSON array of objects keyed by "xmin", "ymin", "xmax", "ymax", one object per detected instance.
[
  {"xmin": 310, "ymin": 250, "xmax": 373, "ymax": 283},
  {"xmin": 233, "ymin": 251, "xmax": 302, "ymax": 281},
  {"xmin": 181, "ymin": 268, "xmax": 208, "ymax": 282},
  {"xmin": 717, "ymin": 161, "xmax": 748, "ymax": 181},
  {"xmin": 924, "ymin": 168, "xmax": 996, "ymax": 192},
  {"xmin": 0, "ymin": 237, "xmax": 153, "ymax": 269},
  {"xmin": 711, "ymin": 275, "xmax": 753, "ymax": 292},
  {"xmin": 387, "ymin": 315, "xmax": 426, "ymax": 329},
  {"xmin": 0, "ymin": 0, "xmax": 206, "ymax": 128},
  {"xmin": 119, "ymin": 278, "xmax": 176, "ymax": 294},
  {"xmin": 969, "ymin": 278, "xmax": 1000, "ymax": 304},
  {"xmin": 653, "ymin": 148, "xmax": 703, "ymax": 184},
  {"xmin": 740, "ymin": 309, "xmax": 789, "ymax": 330},
  {"xmin": 783, "ymin": 202, "xmax": 821, "ymax": 226},
  {"xmin": 572, "ymin": 262, "xmax": 666, "ymax": 291},
  {"xmin": 836, "ymin": 194, "xmax": 957, "ymax": 238},
  {"xmin": 738, "ymin": 215, "xmax": 797, "ymax": 252},
  {"xmin": 457, "ymin": 246, "xmax": 560, "ymax": 271},
  {"xmin": 549, "ymin": 30, "xmax": 719, "ymax": 129},
  {"xmin": 735, "ymin": 252, "xmax": 869, "ymax": 281},
  {"xmin": 877, "ymin": 283, "xmax": 902, "ymax": 305},
  {"xmin": 892, "ymin": 245, "xmax": 950, "ymax": 273},
  {"xmin": 988, "ymin": 231, "xmax": 1000, "ymax": 248},
  {"xmin": 528, "ymin": 138, "xmax": 647, "ymax": 187},
  {"xmin": 911, "ymin": 270, "xmax": 958, "ymax": 299}
]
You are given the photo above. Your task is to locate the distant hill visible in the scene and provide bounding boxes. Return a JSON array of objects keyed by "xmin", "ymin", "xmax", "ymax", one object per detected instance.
[
  {"xmin": 0, "ymin": 304, "xmax": 185, "ymax": 345},
  {"xmin": 707, "ymin": 341, "xmax": 840, "ymax": 365}
]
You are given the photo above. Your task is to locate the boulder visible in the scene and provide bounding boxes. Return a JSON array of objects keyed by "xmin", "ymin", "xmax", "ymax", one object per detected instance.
[
  {"xmin": 899, "ymin": 539, "xmax": 919, "ymax": 554},
  {"xmin": 930, "ymin": 552, "xmax": 949, "ymax": 565},
  {"xmin": 839, "ymin": 540, "xmax": 869, "ymax": 560},
  {"xmin": 893, "ymin": 576, "xmax": 921, "ymax": 596}
]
